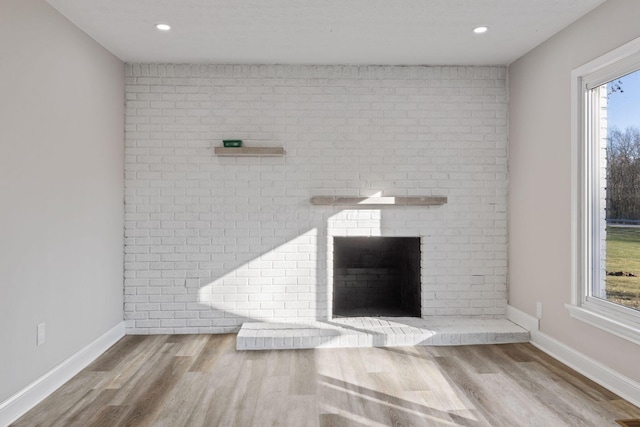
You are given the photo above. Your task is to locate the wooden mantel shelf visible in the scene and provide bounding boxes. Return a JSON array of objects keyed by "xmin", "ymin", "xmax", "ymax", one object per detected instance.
[
  {"xmin": 310, "ymin": 196, "xmax": 447, "ymax": 206},
  {"xmin": 214, "ymin": 147, "xmax": 285, "ymax": 157}
]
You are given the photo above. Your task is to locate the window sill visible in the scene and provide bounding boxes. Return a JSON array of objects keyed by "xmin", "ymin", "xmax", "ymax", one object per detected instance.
[{"xmin": 566, "ymin": 303, "xmax": 640, "ymax": 346}]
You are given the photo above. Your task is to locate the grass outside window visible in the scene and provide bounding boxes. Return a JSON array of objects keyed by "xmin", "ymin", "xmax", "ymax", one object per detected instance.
[{"xmin": 605, "ymin": 226, "xmax": 640, "ymax": 311}]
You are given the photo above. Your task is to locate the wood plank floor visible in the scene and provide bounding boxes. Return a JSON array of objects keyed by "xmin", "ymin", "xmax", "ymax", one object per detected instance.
[{"xmin": 13, "ymin": 334, "xmax": 640, "ymax": 426}]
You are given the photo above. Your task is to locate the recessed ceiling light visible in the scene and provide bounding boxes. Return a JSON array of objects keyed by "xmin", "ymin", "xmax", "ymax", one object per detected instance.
[
  {"xmin": 473, "ymin": 26, "xmax": 488, "ymax": 34},
  {"xmin": 156, "ymin": 23, "xmax": 171, "ymax": 31}
]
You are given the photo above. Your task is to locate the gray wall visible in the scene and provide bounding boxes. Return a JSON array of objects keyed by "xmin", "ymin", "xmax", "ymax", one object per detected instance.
[
  {"xmin": 0, "ymin": 0, "xmax": 124, "ymax": 402},
  {"xmin": 509, "ymin": 0, "xmax": 640, "ymax": 383}
]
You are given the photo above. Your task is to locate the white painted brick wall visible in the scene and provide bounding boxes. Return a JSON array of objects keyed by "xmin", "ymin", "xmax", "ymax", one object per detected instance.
[{"xmin": 124, "ymin": 64, "xmax": 508, "ymax": 334}]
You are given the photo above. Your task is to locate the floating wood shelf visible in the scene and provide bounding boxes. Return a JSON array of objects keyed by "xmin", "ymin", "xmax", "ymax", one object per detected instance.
[
  {"xmin": 310, "ymin": 196, "xmax": 447, "ymax": 206},
  {"xmin": 214, "ymin": 147, "xmax": 285, "ymax": 157}
]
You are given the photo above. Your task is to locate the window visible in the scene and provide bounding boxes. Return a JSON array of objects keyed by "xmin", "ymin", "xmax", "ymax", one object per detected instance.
[{"xmin": 569, "ymin": 38, "xmax": 640, "ymax": 345}]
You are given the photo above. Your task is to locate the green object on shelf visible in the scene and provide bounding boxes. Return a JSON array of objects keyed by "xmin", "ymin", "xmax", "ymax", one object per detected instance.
[{"xmin": 223, "ymin": 140, "xmax": 243, "ymax": 147}]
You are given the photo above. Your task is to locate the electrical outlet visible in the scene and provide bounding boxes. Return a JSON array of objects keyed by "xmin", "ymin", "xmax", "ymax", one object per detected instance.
[
  {"xmin": 37, "ymin": 323, "xmax": 46, "ymax": 346},
  {"xmin": 536, "ymin": 302, "xmax": 543, "ymax": 320}
]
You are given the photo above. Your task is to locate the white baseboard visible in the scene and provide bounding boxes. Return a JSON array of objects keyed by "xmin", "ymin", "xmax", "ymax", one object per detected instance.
[
  {"xmin": 506, "ymin": 304, "xmax": 539, "ymax": 332},
  {"xmin": 507, "ymin": 305, "xmax": 640, "ymax": 408},
  {"xmin": 0, "ymin": 322, "xmax": 125, "ymax": 427}
]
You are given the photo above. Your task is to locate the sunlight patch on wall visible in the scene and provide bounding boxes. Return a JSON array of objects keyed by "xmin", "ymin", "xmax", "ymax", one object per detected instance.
[{"xmin": 198, "ymin": 228, "xmax": 319, "ymax": 321}]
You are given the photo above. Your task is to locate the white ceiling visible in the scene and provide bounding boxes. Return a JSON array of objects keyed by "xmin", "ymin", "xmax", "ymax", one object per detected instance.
[{"xmin": 45, "ymin": 0, "xmax": 606, "ymax": 65}]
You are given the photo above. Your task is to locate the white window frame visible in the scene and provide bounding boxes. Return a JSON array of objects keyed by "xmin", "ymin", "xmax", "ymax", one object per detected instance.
[{"xmin": 568, "ymin": 36, "xmax": 640, "ymax": 346}]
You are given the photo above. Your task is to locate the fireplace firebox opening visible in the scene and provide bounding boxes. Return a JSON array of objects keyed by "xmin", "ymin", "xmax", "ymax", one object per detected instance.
[{"xmin": 332, "ymin": 237, "xmax": 421, "ymax": 318}]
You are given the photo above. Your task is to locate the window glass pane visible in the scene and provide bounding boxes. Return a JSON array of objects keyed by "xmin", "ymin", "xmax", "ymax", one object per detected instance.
[{"xmin": 600, "ymin": 69, "xmax": 640, "ymax": 311}]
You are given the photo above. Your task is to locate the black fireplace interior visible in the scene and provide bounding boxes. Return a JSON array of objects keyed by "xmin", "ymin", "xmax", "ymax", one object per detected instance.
[{"xmin": 333, "ymin": 237, "xmax": 421, "ymax": 317}]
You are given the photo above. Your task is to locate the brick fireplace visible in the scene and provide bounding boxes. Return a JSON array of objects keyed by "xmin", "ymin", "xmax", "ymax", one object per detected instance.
[{"xmin": 123, "ymin": 64, "xmax": 508, "ymax": 334}]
